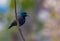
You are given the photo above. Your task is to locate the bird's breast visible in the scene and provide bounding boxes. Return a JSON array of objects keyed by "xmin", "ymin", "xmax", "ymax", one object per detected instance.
[{"xmin": 18, "ymin": 18, "xmax": 25, "ymax": 26}]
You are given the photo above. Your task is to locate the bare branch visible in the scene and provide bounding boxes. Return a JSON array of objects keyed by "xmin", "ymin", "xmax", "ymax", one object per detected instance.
[{"xmin": 14, "ymin": 0, "xmax": 25, "ymax": 41}]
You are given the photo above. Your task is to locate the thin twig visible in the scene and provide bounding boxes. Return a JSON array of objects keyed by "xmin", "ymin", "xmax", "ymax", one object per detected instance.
[{"xmin": 14, "ymin": 0, "xmax": 25, "ymax": 41}]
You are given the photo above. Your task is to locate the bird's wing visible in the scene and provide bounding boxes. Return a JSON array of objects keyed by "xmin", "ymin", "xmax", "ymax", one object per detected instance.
[{"xmin": 11, "ymin": 20, "xmax": 17, "ymax": 26}]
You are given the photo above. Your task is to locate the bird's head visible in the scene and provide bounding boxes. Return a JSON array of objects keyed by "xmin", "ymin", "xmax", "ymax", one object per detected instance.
[{"xmin": 18, "ymin": 12, "xmax": 28, "ymax": 17}]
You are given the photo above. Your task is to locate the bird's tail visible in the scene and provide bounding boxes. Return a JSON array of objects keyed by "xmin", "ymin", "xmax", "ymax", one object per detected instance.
[{"xmin": 8, "ymin": 25, "xmax": 12, "ymax": 29}]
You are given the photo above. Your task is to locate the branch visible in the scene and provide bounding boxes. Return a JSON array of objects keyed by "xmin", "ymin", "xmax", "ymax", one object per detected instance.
[{"xmin": 14, "ymin": 0, "xmax": 25, "ymax": 41}]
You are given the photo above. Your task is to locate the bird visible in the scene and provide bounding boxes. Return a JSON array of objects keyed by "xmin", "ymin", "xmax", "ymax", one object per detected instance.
[{"xmin": 8, "ymin": 12, "xmax": 28, "ymax": 29}]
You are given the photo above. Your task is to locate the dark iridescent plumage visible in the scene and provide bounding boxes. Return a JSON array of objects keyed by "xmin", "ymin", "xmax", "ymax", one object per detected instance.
[{"xmin": 8, "ymin": 12, "xmax": 27, "ymax": 29}]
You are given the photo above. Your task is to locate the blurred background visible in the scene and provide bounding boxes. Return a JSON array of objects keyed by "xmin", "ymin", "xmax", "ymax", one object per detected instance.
[{"xmin": 0, "ymin": 0, "xmax": 60, "ymax": 41}]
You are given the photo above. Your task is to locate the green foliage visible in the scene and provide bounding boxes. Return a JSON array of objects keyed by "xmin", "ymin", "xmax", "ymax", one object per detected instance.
[
  {"xmin": 20, "ymin": 0, "xmax": 36, "ymax": 10},
  {"xmin": 6, "ymin": 13, "xmax": 14, "ymax": 22},
  {"xmin": 9, "ymin": 0, "xmax": 14, "ymax": 10}
]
